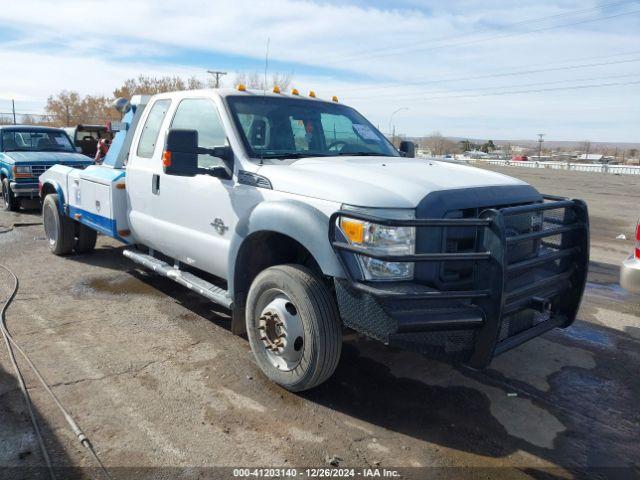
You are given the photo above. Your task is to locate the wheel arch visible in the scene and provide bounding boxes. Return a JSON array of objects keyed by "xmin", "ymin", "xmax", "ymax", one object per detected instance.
[
  {"xmin": 228, "ymin": 200, "xmax": 344, "ymax": 335},
  {"xmin": 40, "ymin": 180, "xmax": 65, "ymax": 213}
]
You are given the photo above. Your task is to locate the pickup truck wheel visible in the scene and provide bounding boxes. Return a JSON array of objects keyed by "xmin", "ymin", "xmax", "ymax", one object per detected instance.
[
  {"xmin": 43, "ymin": 194, "xmax": 74, "ymax": 255},
  {"xmin": 2, "ymin": 178, "xmax": 19, "ymax": 212},
  {"xmin": 75, "ymin": 224, "xmax": 97, "ymax": 253},
  {"xmin": 246, "ymin": 265, "xmax": 342, "ymax": 392}
]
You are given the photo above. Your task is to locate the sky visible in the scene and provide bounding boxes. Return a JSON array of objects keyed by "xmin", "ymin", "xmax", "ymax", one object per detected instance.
[{"xmin": 0, "ymin": 0, "xmax": 638, "ymax": 143}]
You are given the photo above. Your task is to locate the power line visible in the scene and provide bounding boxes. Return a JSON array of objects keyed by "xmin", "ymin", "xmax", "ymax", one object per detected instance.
[
  {"xmin": 345, "ymin": 72, "xmax": 640, "ymax": 102},
  {"xmin": 383, "ymin": 79, "xmax": 640, "ymax": 103},
  {"xmin": 340, "ymin": 55, "xmax": 640, "ymax": 94},
  {"xmin": 314, "ymin": 0, "xmax": 637, "ymax": 65},
  {"xmin": 323, "ymin": 2, "xmax": 640, "ymax": 65}
]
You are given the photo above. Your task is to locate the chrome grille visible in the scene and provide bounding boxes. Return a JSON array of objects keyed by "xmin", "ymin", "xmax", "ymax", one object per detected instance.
[{"xmin": 31, "ymin": 164, "xmax": 53, "ymax": 176}]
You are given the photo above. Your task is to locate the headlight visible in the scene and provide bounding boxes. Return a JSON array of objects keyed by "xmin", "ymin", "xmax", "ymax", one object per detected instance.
[
  {"xmin": 338, "ymin": 207, "xmax": 415, "ymax": 281},
  {"xmin": 13, "ymin": 166, "xmax": 32, "ymax": 178}
]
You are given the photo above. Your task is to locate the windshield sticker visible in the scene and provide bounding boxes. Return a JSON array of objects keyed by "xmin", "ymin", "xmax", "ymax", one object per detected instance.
[{"xmin": 352, "ymin": 124, "xmax": 379, "ymax": 141}]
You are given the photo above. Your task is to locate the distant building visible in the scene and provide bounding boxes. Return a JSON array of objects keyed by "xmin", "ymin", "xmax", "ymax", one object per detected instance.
[{"xmin": 577, "ymin": 153, "xmax": 604, "ymax": 163}]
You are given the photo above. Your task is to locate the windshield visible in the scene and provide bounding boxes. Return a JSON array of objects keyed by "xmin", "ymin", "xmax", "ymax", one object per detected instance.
[
  {"xmin": 1, "ymin": 130, "xmax": 75, "ymax": 153},
  {"xmin": 226, "ymin": 96, "xmax": 399, "ymax": 160}
]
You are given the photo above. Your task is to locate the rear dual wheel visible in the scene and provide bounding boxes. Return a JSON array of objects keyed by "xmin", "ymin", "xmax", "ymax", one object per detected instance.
[
  {"xmin": 246, "ymin": 264, "xmax": 342, "ymax": 392},
  {"xmin": 43, "ymin": 194, "xmax": 96, "ymax": 255}
]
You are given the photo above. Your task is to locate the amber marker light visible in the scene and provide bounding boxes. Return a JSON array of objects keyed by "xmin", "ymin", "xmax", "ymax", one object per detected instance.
[
  {"xmin": 340, "ymin": 218, "xmax": 364, "ymax": 244},
  {"xmin": 162, "ymin": 151, "xmax": 172, "ymax": 167}
]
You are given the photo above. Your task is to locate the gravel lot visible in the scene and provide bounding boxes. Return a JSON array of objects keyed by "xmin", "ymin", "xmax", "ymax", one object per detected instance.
[{"xmin": 0, "ymin": 165, "xmax": 638, "ymax": 479}]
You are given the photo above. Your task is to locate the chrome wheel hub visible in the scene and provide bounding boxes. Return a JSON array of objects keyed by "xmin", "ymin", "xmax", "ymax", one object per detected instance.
[
  {"xmin": 258, "ymin": 294, "xmax": 304, "ymax": 371},
  {"xmin": 43, "ymin": 205, "xmax": 58, "ymax": 247}
]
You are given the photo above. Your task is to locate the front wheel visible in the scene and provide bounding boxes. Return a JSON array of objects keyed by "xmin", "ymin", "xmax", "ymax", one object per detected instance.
[
  {"xmin": 246, "ymin": 265, "xmax": 342, "ymax": 392},
  {"xmin": 2, "ymin": 178, "xmax": 19, "ymax": 212}
]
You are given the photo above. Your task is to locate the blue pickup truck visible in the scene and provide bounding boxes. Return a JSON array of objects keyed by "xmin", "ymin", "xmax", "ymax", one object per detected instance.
[{"xmin": 0, "ymin": 125, "xmax": 94, "ymax": 211}]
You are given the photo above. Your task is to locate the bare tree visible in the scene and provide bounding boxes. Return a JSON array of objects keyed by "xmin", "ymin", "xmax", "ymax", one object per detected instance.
[
  {"xmin": 113, "ymin": 75, "xmax": 207, "ymax": 99},
  {"xmin": 45, "ymin": 91, "xmax": 117, "ymax": 126},
  {"xmin": 233, "ymin": 71, "xmax": 293, "ymax": 90}
]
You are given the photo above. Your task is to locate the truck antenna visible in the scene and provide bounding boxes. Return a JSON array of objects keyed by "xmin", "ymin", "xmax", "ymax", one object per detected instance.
[{"xmin": 259, "ymin": 37, "xmax": 271, "ymax": 166}]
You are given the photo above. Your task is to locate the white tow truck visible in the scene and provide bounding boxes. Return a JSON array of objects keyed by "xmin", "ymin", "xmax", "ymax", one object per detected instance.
[{"xmin": 39, "ymin": 87, "xmax": 590, "ymax": 391}]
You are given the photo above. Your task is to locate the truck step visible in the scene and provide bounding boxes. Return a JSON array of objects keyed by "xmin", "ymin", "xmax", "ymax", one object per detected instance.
[{"xmin": 123, "ymin": 249, "xmax": 233, "ymax": 309}]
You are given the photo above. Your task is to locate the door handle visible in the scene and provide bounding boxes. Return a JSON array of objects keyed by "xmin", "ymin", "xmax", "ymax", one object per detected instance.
[{"xmin": 152, "ymin": 174, "xmax": 160, "ymax": 194}]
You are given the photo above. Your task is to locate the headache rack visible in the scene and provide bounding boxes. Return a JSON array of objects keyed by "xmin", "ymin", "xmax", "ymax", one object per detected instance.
[{"xmin": 329, "ymin": 195, "xmax": 589, "ymax": 368}]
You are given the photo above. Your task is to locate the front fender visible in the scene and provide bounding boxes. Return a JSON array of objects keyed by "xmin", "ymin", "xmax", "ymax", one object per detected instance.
[
  {"xmin": 227, "ymin": 199, "xmax": 344, "ymax": 296},
  {"xmin": 0, "ymin": 167, "xmax": 11, "ymax": 180}
]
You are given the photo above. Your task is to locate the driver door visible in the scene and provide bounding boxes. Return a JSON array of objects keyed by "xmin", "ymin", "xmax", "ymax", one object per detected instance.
[{"xmin": 152, "ymin": 98, "xmax": 236, "ymax": 279}]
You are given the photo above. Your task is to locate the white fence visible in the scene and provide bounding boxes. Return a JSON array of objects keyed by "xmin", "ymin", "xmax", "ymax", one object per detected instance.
[{"xmin": 467, "ymin": 159, "xmax": 640, "ymax": 176}]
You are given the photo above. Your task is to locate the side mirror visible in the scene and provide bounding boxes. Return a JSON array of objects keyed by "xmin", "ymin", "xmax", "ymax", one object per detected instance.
[
  {"xmin": 163, "ymin": 129, "xmax": 199, "ymax": 176},
  {"xmin": 76, "ymin": 146, "xmax": 83, "ymax": 153},
  {"xmin": 399, "ymin": 141, "xmax": 415, "ymax": 158}
]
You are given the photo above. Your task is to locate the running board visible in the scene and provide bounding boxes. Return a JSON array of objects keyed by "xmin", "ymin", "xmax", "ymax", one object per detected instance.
[{"xmin": 123, "ymin": 249, "xmax": 233, "ymax": 309}]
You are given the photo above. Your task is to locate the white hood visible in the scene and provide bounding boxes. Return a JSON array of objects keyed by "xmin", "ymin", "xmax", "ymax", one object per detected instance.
[{"xmin": 257, "ymin": 156, "xmax": 529, "ymax": 208}]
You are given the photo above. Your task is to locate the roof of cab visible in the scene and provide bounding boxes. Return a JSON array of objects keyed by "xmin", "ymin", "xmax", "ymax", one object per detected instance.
[
  {"xmin": 150, "ymin": 87, "xmax": 340, "ymax": 105},
  {"xmin": 0, "ymin": 125, "xmax": 65, "ymax": 132}
]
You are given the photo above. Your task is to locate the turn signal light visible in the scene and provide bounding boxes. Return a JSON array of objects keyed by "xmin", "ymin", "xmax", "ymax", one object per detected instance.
[
  {"xmin": 635, "ymin": 221, "xmax": 640, "ymax": 259},
  {"xmin": 162, "ymin": 151, "xmax": 172, "ymax": 167},
  {"xmin": 340, "ymin": 218, "xmax": 364, "ymax": 244}
]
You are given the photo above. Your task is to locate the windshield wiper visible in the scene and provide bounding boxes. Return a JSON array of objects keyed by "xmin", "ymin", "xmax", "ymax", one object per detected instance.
[
  {"xmin": 260, "ymin": 152, "xmax": 331, "ymax": 160},
  {"xmin": 336, "ymin": 151, "xmax": 388, "ymax": 156}
]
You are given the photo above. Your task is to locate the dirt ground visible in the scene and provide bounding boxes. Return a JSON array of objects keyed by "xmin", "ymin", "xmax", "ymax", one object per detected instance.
[{"xmin": 0, "ymin": 165, "xmax": 638, "ymax": 479}]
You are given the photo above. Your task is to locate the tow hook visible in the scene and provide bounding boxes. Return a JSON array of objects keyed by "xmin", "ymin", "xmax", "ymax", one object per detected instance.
[{"xmin": 530, "ymin": 296, "xmax": 552, "ymax": 313}]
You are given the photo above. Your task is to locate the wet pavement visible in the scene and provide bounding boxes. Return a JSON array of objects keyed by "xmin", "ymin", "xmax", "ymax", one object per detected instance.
[{"xmin": 0, "ymin": 166, "xmax": 638, "ymax": 479}]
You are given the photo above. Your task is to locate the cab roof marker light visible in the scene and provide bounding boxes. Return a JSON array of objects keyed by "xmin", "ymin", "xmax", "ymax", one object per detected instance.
[
  {"xmin": 273, "ymin": 85, "xmax": 281, "ymax": 94},
  {"xmin": 332, "ymin": 96, "xmax": 339, "ymax": 102},
  {"xmin": 309, "ymin": 91, "xmax": 316, "ymax": 98},
  {"xmin": 236, "ymin": 84, "xmax": 247, "ymax": 91},
  {"xmin": 291, "ymin": 88, "xmax": 299, "ymax": 95}
]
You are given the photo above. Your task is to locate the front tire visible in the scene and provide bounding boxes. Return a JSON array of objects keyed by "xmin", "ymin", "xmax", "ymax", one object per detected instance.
[
  {"xmin": 43, "ymin": 194, "xmax": 74, "ymax": 255},
  {"xmin": 2, "ymin": 178, "xmax": 19, "ymax": 212},
  {"xmin": 246, "ymin": 265, "xmax": 342, "ymax": 392}
]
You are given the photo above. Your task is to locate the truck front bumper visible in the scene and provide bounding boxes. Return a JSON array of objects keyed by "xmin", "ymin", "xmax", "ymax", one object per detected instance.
[
  {"xmin": 10, "ymin": 181, "xmax": 39, "ymax": 198},
  {"xmin": 330, "ymin": 196, "xmax": 589, "ymax": 368}
]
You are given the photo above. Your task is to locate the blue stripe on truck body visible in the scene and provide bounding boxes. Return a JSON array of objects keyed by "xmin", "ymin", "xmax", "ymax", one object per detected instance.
[{"xmin": 66, "ymin": 205, "xmax": 131, "ymax": 244}]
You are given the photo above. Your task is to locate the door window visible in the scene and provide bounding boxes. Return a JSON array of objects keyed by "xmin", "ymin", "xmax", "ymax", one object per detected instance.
[
  {"xmin": 170, "ymin": 98, "xmax": 228, "ymax": 169},
  {"xmin": 137, "ymin": 99, "xmax": 171, "ymax": 158}
]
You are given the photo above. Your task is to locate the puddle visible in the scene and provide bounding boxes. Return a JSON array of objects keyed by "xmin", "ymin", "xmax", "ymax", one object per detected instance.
[
  {"xmin": 72, "ymin": 274, "xmax": 159, "ymax": 297},
  {"xmin": 557, "ymin": 322, "xmax": 616, "ymax": 348},
  {"xmin": 585, "ymin": 282, "xmax": 636, "ymax": 302}
]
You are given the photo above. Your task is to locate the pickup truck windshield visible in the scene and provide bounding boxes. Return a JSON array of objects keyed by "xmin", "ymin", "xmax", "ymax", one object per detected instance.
[
  {"xmin": 1, "ymin": 130, "xmax": 75, "ymax": 153},
  {"xmin": 227, "ymin": 96, "xmax": 399, "ymax": 160}
]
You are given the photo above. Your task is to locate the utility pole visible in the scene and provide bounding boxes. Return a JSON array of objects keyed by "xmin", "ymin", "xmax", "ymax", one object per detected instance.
[
  {"xmin": 389, "ymin": 107, "xmax": 408, "ymax": 147},
  {"xmin": 207, "ymin": 70, "xmax": 227, "ymax": 88},
  {"xmin": 537, "ymin": 133, "xmax": 545, "ymax": 161},
  {"xmin": 11, "ymin": 99, "xmax": 16, "ymax": 124}
]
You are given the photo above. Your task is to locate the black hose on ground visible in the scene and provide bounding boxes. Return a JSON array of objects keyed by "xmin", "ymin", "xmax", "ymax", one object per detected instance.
[{"xmin": 0, "ymin": 263, "xmax": 112, "ymax": 479}]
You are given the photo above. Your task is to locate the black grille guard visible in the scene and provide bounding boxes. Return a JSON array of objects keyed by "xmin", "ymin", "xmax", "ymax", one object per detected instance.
[{"xmin": 328, "ymin": 195, "xmax": 589, "ymax": 368}]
